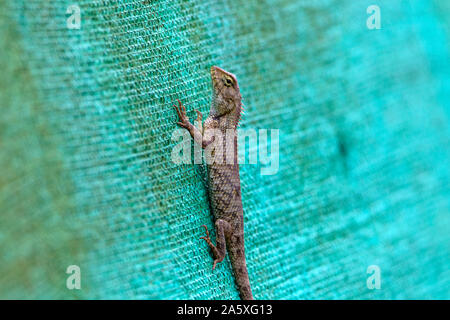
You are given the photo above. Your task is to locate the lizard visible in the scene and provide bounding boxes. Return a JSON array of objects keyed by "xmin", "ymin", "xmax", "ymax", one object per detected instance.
[{"xmin": 173, "ymin": 66, "xmax": 254, "ymax": 300}]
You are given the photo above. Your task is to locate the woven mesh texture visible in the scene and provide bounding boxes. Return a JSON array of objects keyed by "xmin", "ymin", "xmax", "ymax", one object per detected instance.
[{"xmin": 0, "ymin": 0, "xmax": 449, "ymax": 299}]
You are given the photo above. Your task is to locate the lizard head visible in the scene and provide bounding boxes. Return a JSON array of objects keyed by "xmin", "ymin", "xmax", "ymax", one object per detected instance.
[{"xmin": 210, "ymin": 66, "xmax": 242, "ymax": 125}]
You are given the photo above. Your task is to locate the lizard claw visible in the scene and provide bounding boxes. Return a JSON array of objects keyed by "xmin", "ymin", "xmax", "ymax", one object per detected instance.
[
  {"xmin": 200, "ymin": 225, "xmax": 223, "ymax": 271},
  {"xmin": 176, "ymin": 99, "xmax": 187, "ymax": 114},
  {"xmin": 173, "ymin": 99, "xmax": 190, "ymax": 128},
  {"xmin": 201, "ymin": 224, "xmax": 209, "ymax": 235},
  {"xmin": 200, "ymin": 225, "xmax": 212, "ymax": 244}
]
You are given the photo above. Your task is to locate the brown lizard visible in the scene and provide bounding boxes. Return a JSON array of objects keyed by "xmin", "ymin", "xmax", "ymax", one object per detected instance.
[{"xmin": 174, "ymin": 66, "xmax": 254, "ymax": 300}]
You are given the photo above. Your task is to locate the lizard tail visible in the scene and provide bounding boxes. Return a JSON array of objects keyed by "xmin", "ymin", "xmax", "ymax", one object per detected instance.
[{"xmin": 228, "ymin": 239, "xmax": 254, "ymax": 300}]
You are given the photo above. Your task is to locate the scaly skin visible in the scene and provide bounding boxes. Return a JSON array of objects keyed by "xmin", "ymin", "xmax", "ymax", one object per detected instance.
[{"xmin": 174, "ymin": 66, "xmax": 253, "ymax": 300}]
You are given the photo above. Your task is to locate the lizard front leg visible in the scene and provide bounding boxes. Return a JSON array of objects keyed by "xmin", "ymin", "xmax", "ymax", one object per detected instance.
[
  {"xmin": 174, "ymin": 99, "xmax": 214, "ymax": 149},
  {"xmin": 200, "ymin": 220, "xmax": 231, "ymax": 270}
]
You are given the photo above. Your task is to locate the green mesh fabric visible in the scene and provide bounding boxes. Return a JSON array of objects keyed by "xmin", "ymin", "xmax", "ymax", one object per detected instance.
[{"xmin": 0, "ymin": 0, "xmax": 449, "ymax": 299}]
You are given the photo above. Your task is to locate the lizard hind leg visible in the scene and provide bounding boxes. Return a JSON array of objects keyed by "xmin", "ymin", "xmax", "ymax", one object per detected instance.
[{"xmin": 200, "ymin": 220, "xmax": 230, "ymax": 270}]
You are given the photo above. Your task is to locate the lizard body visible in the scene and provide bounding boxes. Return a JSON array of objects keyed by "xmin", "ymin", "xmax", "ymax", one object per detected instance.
[{"xmin": 174, "ymin": 66, "xmax": 253, "ymax": 300}]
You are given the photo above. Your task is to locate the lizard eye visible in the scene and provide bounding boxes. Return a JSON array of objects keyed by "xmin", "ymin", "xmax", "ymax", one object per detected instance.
[{"xmin": 223, "ymin": 76, "xmax": 234, "ymax": 87}]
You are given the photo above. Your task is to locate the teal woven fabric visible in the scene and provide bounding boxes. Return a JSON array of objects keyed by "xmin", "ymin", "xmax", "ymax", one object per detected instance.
[{"xmin": 0, "ymin": 0, "xmax": 449, "ymax": 299}]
